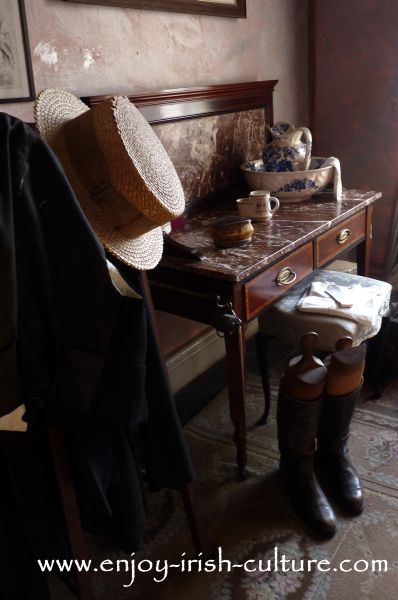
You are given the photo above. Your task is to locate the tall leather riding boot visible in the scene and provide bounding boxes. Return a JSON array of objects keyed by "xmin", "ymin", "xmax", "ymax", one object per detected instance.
[
  {"xmin": 317, "ymin": 383, "xmax": 364, "ymax": 515},
  {"xmin": 277, "ymin": 387, "xmax": 337, "ymax": 537}
]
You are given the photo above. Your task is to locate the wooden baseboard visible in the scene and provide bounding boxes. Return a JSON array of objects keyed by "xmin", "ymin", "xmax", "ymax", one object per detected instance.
[
  {"xmin": 167, "ymin": 321, "xmax": 259, "ymax": 424},
  {"xmin": 167, "ymin": 320, "xmax": 258, "ymax": 394}
]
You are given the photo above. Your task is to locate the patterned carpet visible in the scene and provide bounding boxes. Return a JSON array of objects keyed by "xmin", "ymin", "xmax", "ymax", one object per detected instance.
[{"xmin": 51, "ymin": 353, "xmax": 398, "ymax": 599}]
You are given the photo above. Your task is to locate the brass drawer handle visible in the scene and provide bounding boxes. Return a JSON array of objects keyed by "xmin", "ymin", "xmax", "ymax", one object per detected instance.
[
  {"xmin": 336, "ymin": 228, "xmax": 352, "ymax": 245},
  {"xmin": 276, "ymin": 266, "xmax": 297, "ymax": 286}
]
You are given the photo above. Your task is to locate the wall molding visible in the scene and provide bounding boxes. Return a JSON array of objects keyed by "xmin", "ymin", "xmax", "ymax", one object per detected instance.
[{"xmin": 167, "ymin": 320, "xmax": 259, "ymax": 393}]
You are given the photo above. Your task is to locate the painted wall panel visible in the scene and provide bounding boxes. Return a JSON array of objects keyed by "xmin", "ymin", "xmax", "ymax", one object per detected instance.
[
  {"xmin": 311, "ymin": 0, "xmax": 398, "ymax": 274},
  {"xmin": 4, "ymin": 0, "xmax": 309, "ymax": 127}
]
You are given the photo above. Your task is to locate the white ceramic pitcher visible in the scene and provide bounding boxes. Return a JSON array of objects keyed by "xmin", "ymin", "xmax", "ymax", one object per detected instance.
[{"xmin": 262, "ymin": 121, "xmax": 312, "ymax": 172}]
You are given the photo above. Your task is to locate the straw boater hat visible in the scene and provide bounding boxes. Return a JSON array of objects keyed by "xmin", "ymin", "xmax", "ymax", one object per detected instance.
[{"xmin": 34, "ymin": 88, "xmax": 185, "ymax": 270}]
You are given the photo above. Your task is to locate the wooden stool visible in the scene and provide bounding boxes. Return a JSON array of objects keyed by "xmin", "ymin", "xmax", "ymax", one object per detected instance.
[{"xmin": 256, "ymin": 270, "xmax": 391, "ymax": 423}]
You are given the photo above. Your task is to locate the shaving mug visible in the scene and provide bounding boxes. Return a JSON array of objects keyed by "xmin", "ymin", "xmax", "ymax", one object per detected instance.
[
  {"xmin": 211, "ymin": 216, "xmax": 254, "ymax": 248},
  {"xmin": 236, "ymin": 190, "xmax": 280, "ymax": 220}
]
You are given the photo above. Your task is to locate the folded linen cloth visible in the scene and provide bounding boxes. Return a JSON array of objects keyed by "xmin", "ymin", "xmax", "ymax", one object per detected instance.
[
  {"xmin": 322, "ymin": 156, "xmax": 343, "ymax": 200},
  {"xmin": 297, "ymin": 281, "xmax": 388, "ymax": 330},
  {"xmin": 107, "ymin": 260, "xmax": 143, "ymax": 299},
  {"xmin": 0, "ymin": 405, "xmax": 27, "ymax": 433}
]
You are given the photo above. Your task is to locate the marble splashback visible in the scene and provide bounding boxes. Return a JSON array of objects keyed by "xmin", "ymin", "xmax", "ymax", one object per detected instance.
[{"xmin": 153, "ymin": 109, "xmax": 266, "ymax": 205}]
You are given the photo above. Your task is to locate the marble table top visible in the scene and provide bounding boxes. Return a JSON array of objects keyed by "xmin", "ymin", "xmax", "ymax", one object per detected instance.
[{"xmin": 161, "ymin": 190, "xmax": 381, "ymax": 282}]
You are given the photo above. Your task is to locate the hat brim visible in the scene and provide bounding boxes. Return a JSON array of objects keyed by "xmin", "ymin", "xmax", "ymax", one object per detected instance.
[{"xmin": 34, "ymin": 88, "xmax": 164, "ymax": 270}]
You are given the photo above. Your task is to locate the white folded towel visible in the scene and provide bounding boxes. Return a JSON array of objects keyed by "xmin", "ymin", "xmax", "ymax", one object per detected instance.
[
  {"xmin": 297, "ymin": 281, "xmax": 388, "ymax": 329},
  {"xmin": 322, "ymin": 156, "xmax": 343, "ymax": 200}
]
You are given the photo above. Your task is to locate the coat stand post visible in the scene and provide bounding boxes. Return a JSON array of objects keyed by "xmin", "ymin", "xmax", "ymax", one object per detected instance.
[
  {"xmin": 49, "ymin": 426, "xmax": 95, "ymax": 600},
  {"xmin": 140, "ymin": 272, "xmax": 207, "ymax": 555},
  {"xmin": 180, "ymin": 482, "xmax": 207, "ymax": 554}
]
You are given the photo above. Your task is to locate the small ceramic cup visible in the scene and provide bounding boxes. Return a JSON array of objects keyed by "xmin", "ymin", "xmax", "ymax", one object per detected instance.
[{"xmin": 236, "ymin": 190, "xmax": 280, "ymax": 220}]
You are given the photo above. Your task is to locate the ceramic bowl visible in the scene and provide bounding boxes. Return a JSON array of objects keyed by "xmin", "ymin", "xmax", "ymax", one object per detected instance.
[{"xmin": 240, "ymin": 157, "xmax": 334, "ymax": 203}]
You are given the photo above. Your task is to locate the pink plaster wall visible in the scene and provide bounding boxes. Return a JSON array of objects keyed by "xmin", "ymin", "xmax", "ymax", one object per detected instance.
[{"xmin": 4, "ymin": 0, "xmax": 309, "ymax": 126}]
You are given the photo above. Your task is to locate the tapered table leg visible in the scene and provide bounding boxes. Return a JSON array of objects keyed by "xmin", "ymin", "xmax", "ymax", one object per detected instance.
[
  {"xmin": 224, "ymin": 323, "xmax": 247, "ymax": 478},
  {"xmin": 357, "ymin": 205, "xmax": 373, "ymax": 276}
]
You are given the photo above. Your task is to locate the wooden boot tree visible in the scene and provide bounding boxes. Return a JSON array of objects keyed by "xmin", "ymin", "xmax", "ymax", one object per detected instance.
[
  {"xmin": 282, "ymin": 332, "xmax": 327, "ymax": 401},
  {"xmin": 325, "ymin": 337, "xmax": 366, "ymax": 397}
]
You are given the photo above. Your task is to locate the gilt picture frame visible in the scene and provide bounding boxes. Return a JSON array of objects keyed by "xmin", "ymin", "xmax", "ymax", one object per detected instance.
[
  {"xmin": 0, "ymin": 0, "xmax": 34, "ymax": 103},
  {"xmin": 63, "ymin": 0, "xmax": 246, "ymax": 19}
]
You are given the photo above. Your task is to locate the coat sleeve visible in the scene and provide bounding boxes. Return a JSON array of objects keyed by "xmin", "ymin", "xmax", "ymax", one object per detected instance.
[
  {"xmin": 25, "ymin": 119, "xmax": 121, "ymax": 414},
  {"xmin": 0, "ymin": 114, "xmax": 24, "ymax": 419}
]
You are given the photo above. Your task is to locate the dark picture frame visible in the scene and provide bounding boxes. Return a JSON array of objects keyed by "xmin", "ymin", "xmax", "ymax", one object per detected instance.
[
  {"xmin": 0, "ymin": 0, "xmax": 34, "ymax": 103},
  {"xmin": 63, "ymin": 0, "xmax": 246, "ymax": 18}
]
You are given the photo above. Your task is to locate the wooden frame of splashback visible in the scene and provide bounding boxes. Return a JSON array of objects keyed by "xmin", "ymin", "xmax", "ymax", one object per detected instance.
[
  {"xmin": 63, "ymin": 0, "xmax": 246, "ymax": 19},
  {"xmin": 84, "ymin": 79, "xmax": 278, "ymax": 209}
]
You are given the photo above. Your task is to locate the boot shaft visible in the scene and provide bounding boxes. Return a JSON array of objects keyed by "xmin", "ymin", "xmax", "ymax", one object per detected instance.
[
  {"xmin": 277, "ymin": 386, "xmax": 322, "ymax": 457},
  {"xmin": 318, "ymin": 383, "xmax": 362, "ymax": 450}
]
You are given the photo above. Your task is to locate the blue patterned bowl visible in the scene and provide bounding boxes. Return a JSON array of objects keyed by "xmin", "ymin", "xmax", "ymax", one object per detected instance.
[{"xmin": 240, "ymin": 157, "xmax": 334, "ymax": 203}]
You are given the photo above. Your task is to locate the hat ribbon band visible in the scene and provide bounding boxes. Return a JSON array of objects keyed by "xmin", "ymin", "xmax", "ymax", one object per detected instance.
[{"xmin": 62, "ymin": 110, "xmax": 156, "ymax": 235}]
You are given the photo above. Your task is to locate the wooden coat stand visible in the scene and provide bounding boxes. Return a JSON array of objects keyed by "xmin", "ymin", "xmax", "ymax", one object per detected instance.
[
  {"xmin": 48, "ymin": 272, "xmax": 205, "ymax": 600},
  {"xmin": 49, "ymin": 426, "xmax": 95, "ymax": 600}
]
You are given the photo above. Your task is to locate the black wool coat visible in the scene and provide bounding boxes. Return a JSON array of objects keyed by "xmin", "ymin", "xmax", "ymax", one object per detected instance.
[{"xmin": 0, "ymin": 114, "xmax": 194, "ymax": 592}]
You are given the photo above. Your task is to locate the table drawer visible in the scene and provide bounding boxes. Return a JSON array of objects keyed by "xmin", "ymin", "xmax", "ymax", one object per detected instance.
[
  {"xmin": 244, "ymin": 243, "xmax": 314, "ymax": 320},
  {"xmin": 315, "ymin": 210, "xmax": 366, "ymax": 267}
]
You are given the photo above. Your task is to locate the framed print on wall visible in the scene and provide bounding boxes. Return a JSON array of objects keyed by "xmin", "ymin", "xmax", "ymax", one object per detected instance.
[
  {"xmin": 0, "ymin": 0, "xmax": 34, "ymax": 102},
  {"xmin": 63, "ymin": 0, "xmax": 247, "ymax": 18}
]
